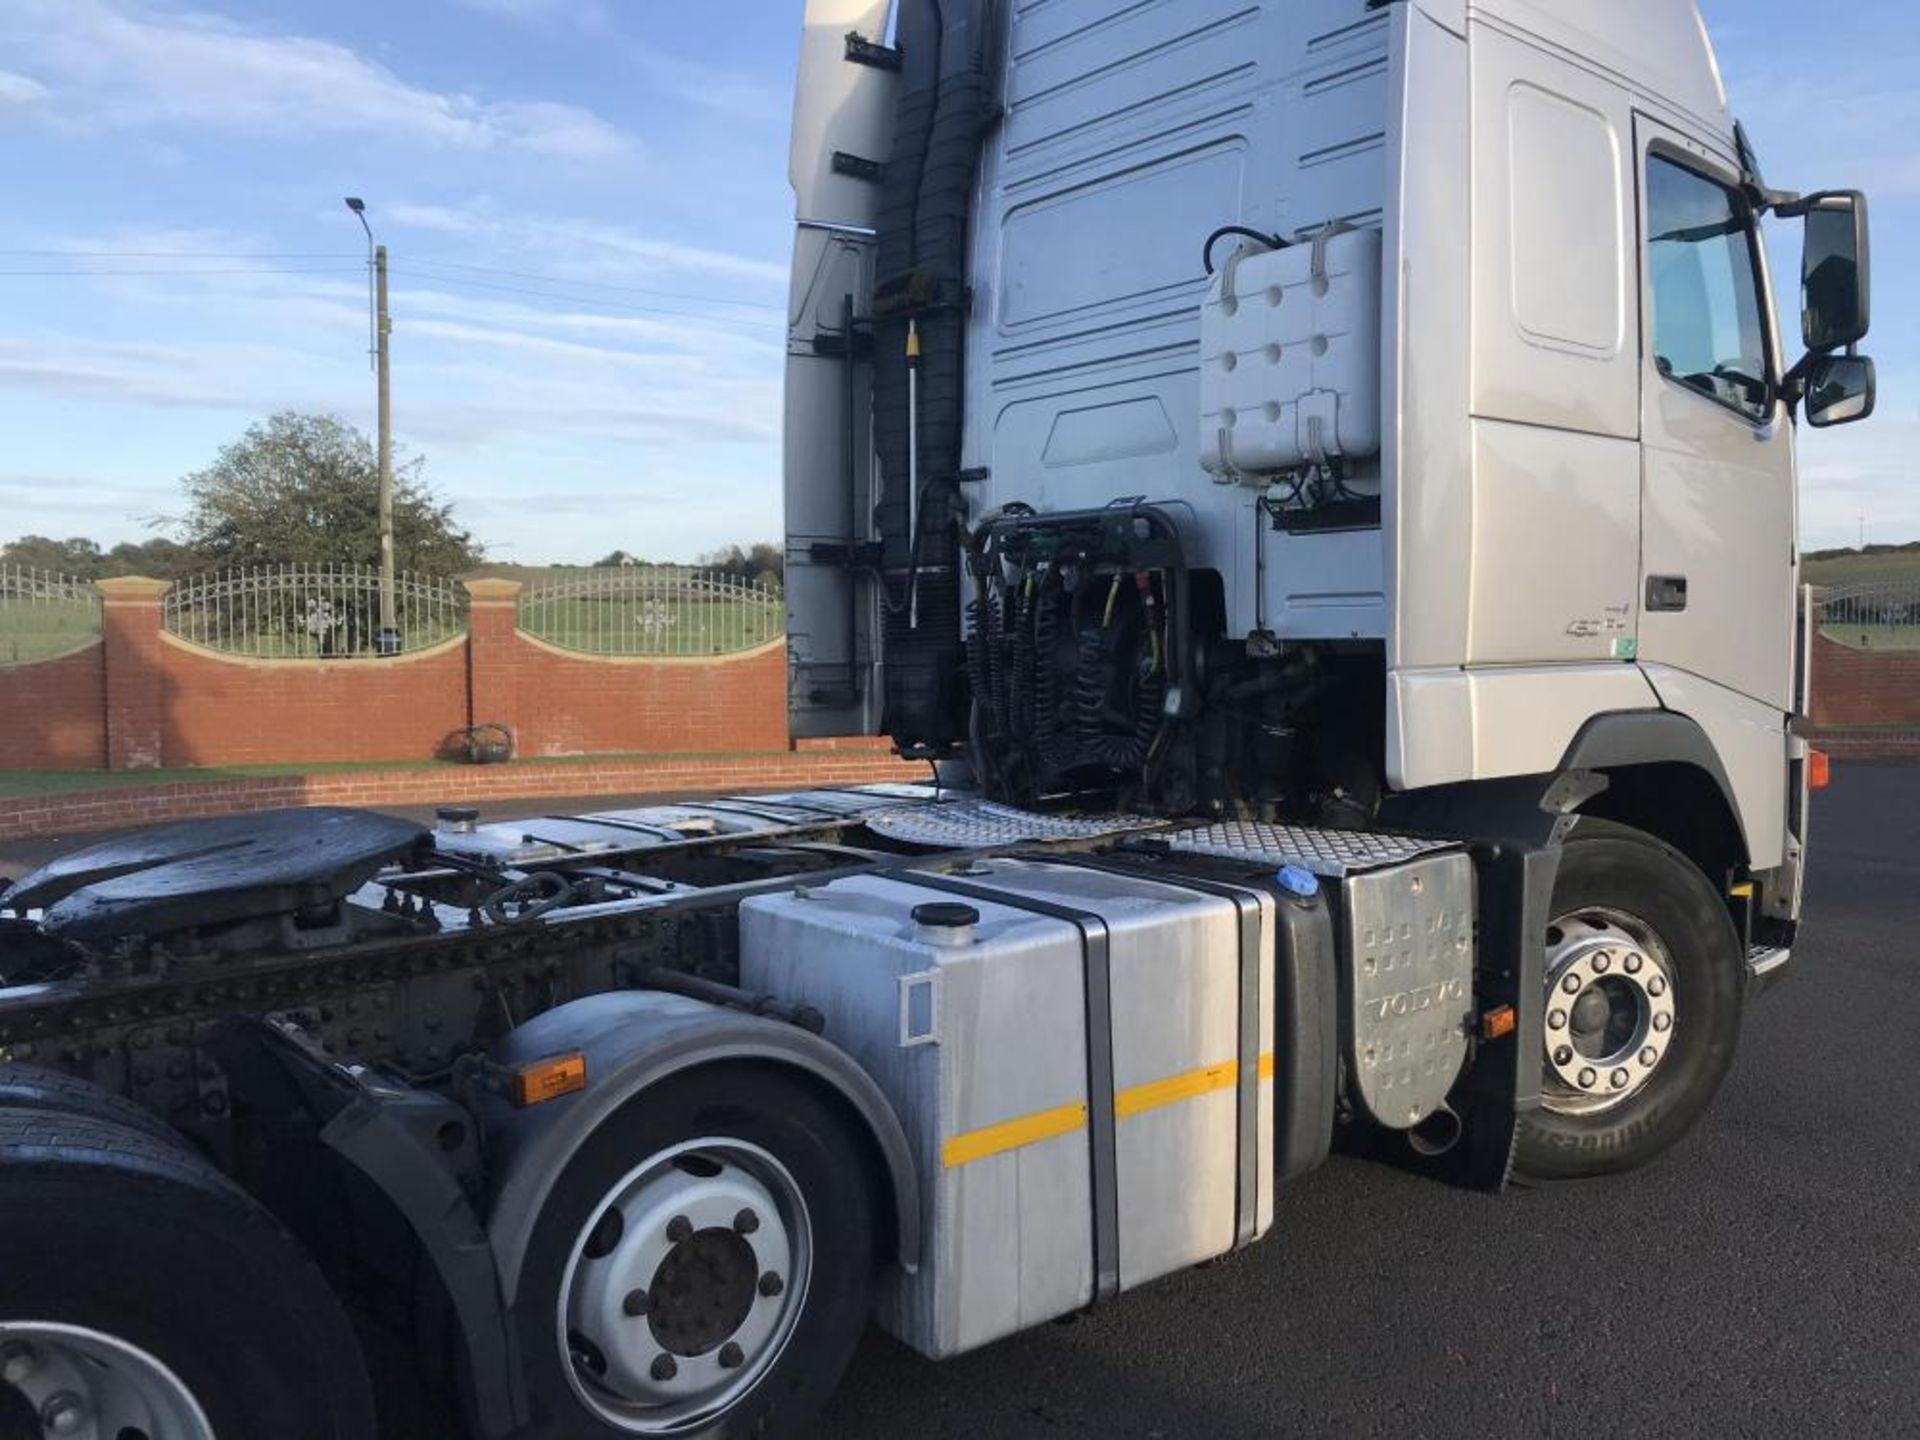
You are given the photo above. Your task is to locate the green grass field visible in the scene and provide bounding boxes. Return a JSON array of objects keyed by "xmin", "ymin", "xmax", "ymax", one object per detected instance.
[
  {"xmin": 518, "ymin": 596, "xmax": 783, "ymax": 656},
  {"xmin": 0, "ymin": 598, "xmax": 101, "ymax": 664}
]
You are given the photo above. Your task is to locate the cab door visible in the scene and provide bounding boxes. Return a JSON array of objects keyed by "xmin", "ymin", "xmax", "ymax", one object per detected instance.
[{"xmin": 1633, "ymin": 117, "xmax": 1798, "ymax": 709}]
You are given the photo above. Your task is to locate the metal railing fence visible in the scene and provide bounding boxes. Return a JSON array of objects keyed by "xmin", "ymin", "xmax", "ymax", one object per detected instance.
[
  {"xmin": 518, "ymin": 567, "xmax": 783, "ymax": 657},
  {"xmin": 1819, "ymin": 578, "xmax": 1920, "ymax": 650},
  {"xmin": 0, "ymin": 565, "xmax": 102, "ymax": 664},
  {"xmin": 163, "ymin": 564, "xmax": 467, "ymax": 658}
]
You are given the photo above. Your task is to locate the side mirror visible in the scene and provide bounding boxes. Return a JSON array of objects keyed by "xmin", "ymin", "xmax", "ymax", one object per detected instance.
[
  {"xmin": 1798, "ymin": 192, "xmax": 1870, "ymax": 351},
  {"xmin": 1805, "ymin": 354, "xmax": 1876, "ymax": 429}
]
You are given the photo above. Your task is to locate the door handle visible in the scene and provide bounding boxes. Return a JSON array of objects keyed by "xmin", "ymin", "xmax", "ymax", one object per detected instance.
[{"xmin": 1646, "ymin": 575, "xmax": 1688, "ymax": 613}]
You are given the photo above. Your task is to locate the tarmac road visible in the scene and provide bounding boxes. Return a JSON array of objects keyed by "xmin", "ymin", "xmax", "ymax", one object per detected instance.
[{"xmin": 6, "ymin": 764, "xmax": 1915, "ymax": 1437}]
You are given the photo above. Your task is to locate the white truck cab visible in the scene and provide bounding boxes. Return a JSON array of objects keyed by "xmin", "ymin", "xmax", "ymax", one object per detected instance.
[{"xmin": 785, "ymin": 0, "xmax": 1874, "ymax": 1176}]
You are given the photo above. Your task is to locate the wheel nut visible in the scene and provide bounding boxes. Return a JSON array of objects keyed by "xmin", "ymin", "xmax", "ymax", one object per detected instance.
[
  {"xmin": 1648, "ymin": 977, "xmax": 1668, "ymax": 998},
  {"xmin": 1552, "ymin": 1045, "xmax": 1573, "ymax": 1066},
  {"xmin": 1641, "ymin": 1047, "xmax": 1659, "ymax": 1067},
  {"xmin": 651, "ymin": 1354, "xmax": 678, "ymax": 1383},
  {"xmin": 733, "ymin": 1208, "xmax": 759, "ymax": 1236},
  {"xmin": 718, "ymin": 1342, "xmax": 745, "ymax": 1370},
  {"xmin": 1625, "ymin": 954, "xmax": 1643, "ymax": 975},
  {"xmin": 0, "ymin": 1342, "xmax": 36, "ymax": 1386},
  {"xmin": 1547, "ymin": 1009, "xmax": 1567, "ymax": 1031},
  {"xmin": 42, "ymin": 1394, "xmax": 85, "ymax": 1437},
  {"xmin": 1561, "ymin": 973, "xmax": 1581, "ymax": 994},
  {"xmin": 759, "ymin": 1271, "xmax": 784, "ymax": 1298},
  {"xmin": 1593, "ymin": 953, "xmax": 1611, "ymax": 974},
  {"xmin": 1611, "ymin": 1069, "xmax": 1630, "ymax": 1089},
  {"xmin": 666, "ymin": 1214, "xmax": 693, "ymax": 1244},
  {"xmin": 1577, "ymin": 1067, "xmax": 1597, "ymax": 1089},
  {"xmin": 623, "ymin": 1289, "xmax": 650, "ymax": 1318},
  {"xmin": 1653, "ymin": 1013, "xmax": 1673, "ymax": 1033}
]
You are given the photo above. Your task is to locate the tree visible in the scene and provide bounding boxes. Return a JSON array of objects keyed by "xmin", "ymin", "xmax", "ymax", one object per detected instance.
[
  {"xmin": 0, "ymin": 536, "xmax": 108, "ymax": 577},
  {"xmin": 178, "ymin": 412, "xmax": 480, "ymax": 574}
]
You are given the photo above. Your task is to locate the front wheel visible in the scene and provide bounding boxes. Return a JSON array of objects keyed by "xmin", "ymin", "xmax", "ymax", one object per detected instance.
[
  {"xmin": 509, "ymin": 1068, "xmax": 876, "ymax": 1439},
  {"xmin": 1513, "ymin": 820, "xmax": 1744, "ymax": 1182}
]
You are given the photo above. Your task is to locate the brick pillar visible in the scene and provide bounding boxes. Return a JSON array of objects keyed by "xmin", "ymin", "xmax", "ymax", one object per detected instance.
[
  {"xmin": 97, "ymin": 576, "xmax": 172, "ymax": 771},
  {"xmin": 464, "ymin": 578, "xmax": 523, "ymax": 754}
]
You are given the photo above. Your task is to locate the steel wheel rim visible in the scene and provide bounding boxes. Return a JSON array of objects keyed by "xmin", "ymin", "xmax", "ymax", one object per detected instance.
[
  {"xmin": 1540, "ymin": 906, "xmax": 1677, "ymax": 1117},
  {"xmin": 0, "ymin": 1321, "xmax": 215, "ymax": 1440},
  {"xmin": 557, "ymin": 1138, "xmax": 813, "ymax": 1435}
]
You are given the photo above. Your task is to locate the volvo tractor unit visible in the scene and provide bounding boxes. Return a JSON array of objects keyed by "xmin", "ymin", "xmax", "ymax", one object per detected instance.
[{"xmin": 0, "ymin": 3, "xmax": 1877, "ymax": 1438}]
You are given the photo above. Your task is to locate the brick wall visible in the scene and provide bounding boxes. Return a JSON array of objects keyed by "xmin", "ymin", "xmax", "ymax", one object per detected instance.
[
  {"xmin": 1810, "ymin": 631, "xmax": 1920, "ymax": 729},
  {"xmin": 0, "ymin": 576, "xmax": 857, "ymax": 775},
  {"xmin": 0, "ymin": 643, "xmax": 106, "ymax": 770},
  {"xmin": 158, "ymin": 635, "xmax": 471, "ymax": 766}
]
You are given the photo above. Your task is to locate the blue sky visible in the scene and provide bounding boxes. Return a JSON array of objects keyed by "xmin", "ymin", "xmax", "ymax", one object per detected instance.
[{"xmin": 0, "ymin": 0, "xmax": 1912, "ymax": 563}]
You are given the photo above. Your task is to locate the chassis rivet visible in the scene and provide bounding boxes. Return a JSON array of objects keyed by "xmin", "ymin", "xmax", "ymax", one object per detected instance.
[
  {"xmin": 651, "ymin": 1354, "xmax": 677, "ymax": 1383},
  {"xmin": 1577, "ymin": 1067, "xmax": 1598, "ymax": 1089},
  {"xmin": 734, "ymin": 1208, "xmax": 759, "ymax": 1236},
  {"xmin": 1641, "ymin": 1047, "xmax": 1660, "ymax": 1067},
  {"xmin": 718, "ymin": 1342, "xmax": 745, "ymax": 1370},
  {"xmin": 1547, "ymin": 1009, "xmax": 1567, "ymax": 1031},
  {"xmin": 1653, "ymin": 1013, "xmax": 1673, "ymax": 1033},
  {"xmin": 758, "ymin": 1272, "xmax": 784, "ymax": 1298},
  {"xmin": 666, "ymin": 1215, "xmax": 693, "ymax": 1244}
]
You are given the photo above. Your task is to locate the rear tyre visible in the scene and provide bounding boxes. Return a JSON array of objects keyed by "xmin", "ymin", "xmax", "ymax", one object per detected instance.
[
  {"xmin": 0, "ymin": 1062, "xmax": 183, "ymax": 1146},
  {"xmin": 510, "ymin": 1068, "xmax": 875, "ymax": 1439},
  {"xmin": 0, "ymin": 1109, "xmax": 376, "ymax": 1440},
  {"xmin": 1513, "ymin": 819, "xmax": 1744, "ymax": 1182}
]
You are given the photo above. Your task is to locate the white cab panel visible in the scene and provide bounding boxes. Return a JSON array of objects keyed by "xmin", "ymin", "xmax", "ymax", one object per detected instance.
[
  {"xmin": 1469, "ymin": 21, "xmax": 1636, "ymax": 440},
  {"xmin": 1468, "ymin": 419, "xmax": 1639, "ymax": 665},
  {"xmin": 1641, "ymin": 665, "xmax": 1788, "ymax": 867},
  {"xmin": 966, "ymin": 0, "xmax": 1395, "ymax": 638},
  {"xmin": 1389, "ymin": 662, "xmax": 1659, "ymax": 792}
]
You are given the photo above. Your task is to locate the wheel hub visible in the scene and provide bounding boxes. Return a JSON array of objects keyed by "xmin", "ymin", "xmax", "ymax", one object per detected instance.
[
  {"xmin": 0, "ymin": 1323, "xmax": 214, "ymax": 1440},
  {"xmin": 560, "ymin": 1140, "xmax": 811, "ymax": 1435},
  {"xmin": 1541, "ymin": 910, "xmax": 1677, "ymax": 1116}
]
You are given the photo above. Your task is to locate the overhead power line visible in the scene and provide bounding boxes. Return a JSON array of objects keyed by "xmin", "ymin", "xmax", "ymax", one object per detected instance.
[
  {"xmin": 0, "ymin": 265, "xmax": 364, "ymax": 277},
  {"xmin": 0, "ymin": 249, "xmax": 362, "ymax": 260},
  {"xmin": 407, "ymin": 256, "xmax": 786, "ymax": 313},
  {"xmin": 392, "ymin": 267, "xmax": 785, "ymax": 332}
]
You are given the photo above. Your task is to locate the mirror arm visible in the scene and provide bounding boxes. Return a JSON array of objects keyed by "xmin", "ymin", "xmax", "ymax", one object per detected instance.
[{"xmin": 1781, "ymin": 351, "xmax": 1820, "ymax": 407}]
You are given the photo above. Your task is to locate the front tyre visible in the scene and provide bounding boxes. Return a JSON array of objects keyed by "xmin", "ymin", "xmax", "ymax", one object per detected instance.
[
  {"xmin": 1513, "ymin": 820, "xmax": 1744, "ymax": 1182},
  {"xmin": 510, "ymin": 1069, "xmax": 875, "ymax": 1439}
]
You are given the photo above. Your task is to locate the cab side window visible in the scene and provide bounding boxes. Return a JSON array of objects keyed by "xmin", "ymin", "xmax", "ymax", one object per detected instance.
[{"xmin": 1646, "ymin": 155, "xmax": 1772, "ymax": 421}]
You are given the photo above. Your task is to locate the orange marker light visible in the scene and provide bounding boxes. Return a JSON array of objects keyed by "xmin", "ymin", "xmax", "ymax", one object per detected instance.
[
  {"xmin": 1808, "ymin": 749, "xmax": 1831, "ymax": 792},
  {"xmin": 1480, "ymin": 1006, "xmax": 1517, "ymax": 1042},
  {"xmin": 510, "ymin": 1052, "xmax": 587, "ymax": 1108}
]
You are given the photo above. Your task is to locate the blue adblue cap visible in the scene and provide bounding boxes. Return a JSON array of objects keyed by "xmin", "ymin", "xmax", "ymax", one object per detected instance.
[{"xmin": 1275, "ymin": 864, "xmax": 1320, "ymax": 899}]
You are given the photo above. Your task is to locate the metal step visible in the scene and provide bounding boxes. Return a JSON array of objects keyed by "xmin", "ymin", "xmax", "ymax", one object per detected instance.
[
  {"xmin": 1159, "ymin": 821, "xmax": 1459, "ymax": 878},
  {"xmin": 1746, "ymin": 944, "xmax": 1792, "ymax": 979},
  {"xmin": 864, "ymin": 800, "xmax": 1163, "ymax": 849}
]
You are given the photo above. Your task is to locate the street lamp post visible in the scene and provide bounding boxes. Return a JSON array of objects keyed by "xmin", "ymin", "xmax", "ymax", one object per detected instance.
[{"xmin": 344, "ymin": 196, "xmax": 399, "ymax": 654}]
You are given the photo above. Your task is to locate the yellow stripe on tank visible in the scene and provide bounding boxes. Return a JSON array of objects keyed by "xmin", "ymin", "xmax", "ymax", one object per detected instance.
[{"xmin": 941, "ymin": 1051, "xmax": 1277, "ymax": 1169}]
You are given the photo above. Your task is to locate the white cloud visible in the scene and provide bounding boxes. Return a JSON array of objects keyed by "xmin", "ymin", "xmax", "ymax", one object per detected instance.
[
  {"xmin": 5, "ymin": 0, "xmax": 635, "ymax": 159},
  {"xmin": 0, "ymin": 69, "xmax": 48, "ymax": 106},
  {"xmin": 385, "ymin": 199, "xmax": 789, "ymax": 287}
]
